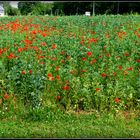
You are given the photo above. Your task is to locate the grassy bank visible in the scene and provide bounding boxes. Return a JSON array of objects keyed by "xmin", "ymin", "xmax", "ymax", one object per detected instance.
[{"xmin": 1, "ymin": 110, "xmax": 140, "ymax": 138}]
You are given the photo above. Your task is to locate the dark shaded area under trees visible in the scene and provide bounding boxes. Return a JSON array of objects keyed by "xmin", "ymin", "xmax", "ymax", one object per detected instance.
[
  {"xmin": 52, "ymin": 2, "xmax": 140, "ymax": 15},
  {"xmin": 1, "ymin": 1, "xmax": 140, "ymax": 16}
]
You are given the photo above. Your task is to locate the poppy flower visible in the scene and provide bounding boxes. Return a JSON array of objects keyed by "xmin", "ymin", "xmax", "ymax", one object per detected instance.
[
  {"xmin": 115, "ymin": 98, "xmax": 120, "ymax": 103},
  {"xmin": 136, "ymin": 59, "xmax": 140, "ymax": 63},
  {"xmin": 118, "ymin": 66, "xmax": 122, "ymax": 70},
  {"xmin": 101, "ymin": 73, "xmax": 106, "ymax": 78},
  {"xmin": 56, "ymin": 75, "xmax": 60, "ymax": 80},
  {"xmin": 47, "ymin": 73, "xmax": 52, "ymax": 77},
  {"xmin": 61, "ymin": 51, "xmax": 65, "ymax": 55},
  {"xmin": 18, "ymin": 48, "xmax": 23, "ymax": 53},
  {"xmin": 124, "ymin": 52, "xmax": 129, "ymax": 56},
  {"xmin": 82, "ymin": 57, "xmax": 86, "ymax": 61},
  {"xmin": 96, "ymin": 88, "xmax": 101, "ymax": 91},
  {"xmin": 52, "ymin": 44, "xmax": 57, "ymax": 49},
  {"xmin": 4, "ymin": 93, "xmax": 9, "ymax": 99},
  {"xmin": 21, "ymin": 70, "xmax": 26, "ymax": 75},
  {"xmin": 57, "ymin": 95, "xmax": 60, "ymax": 100},
  {"xmin": 63, "ymin": 86, "xmax": 70, "ymax": 90},
  {"xmin": 29, "ymin": 70, "xmax": 32, "ymax": 74},
  {"xmin": 128, "ymin": 67, "xmax": 133, "ymax": 71},
  {"xmin": 92, "ymin": 59, "xmax": 96, "ymax": 63},
  {"xmin": 56, "ymin": 66, "xmax": 60, "ymax": 71},
  {"xmin": 87, "ymin": 51, "xmax": 92, "ymax": 56},
  {"xmin": 61, "ymin": 60, "xmax": 65, "ymax": 64}
]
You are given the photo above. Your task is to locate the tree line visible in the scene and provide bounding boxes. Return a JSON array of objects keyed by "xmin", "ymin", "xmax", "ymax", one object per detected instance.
[{"xmin": 1, "ymin": 1, "xmax": 140, "ymax": 16}]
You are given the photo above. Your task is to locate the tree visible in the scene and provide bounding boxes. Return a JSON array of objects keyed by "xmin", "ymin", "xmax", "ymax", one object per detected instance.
[
  {"xmin": 31, "ymin": 2, "xmax": 54, "ymax": 15},
  {"xmin": 18, "ymin": 2, "xmax": 54, "ymax": 16},
  {"xmin": 18, "ymin": 2, "xmax": 37, "ymax": 15},
  {"xmin": 7, "ymin": 6, "xmax": 20, "ymax": 16}
]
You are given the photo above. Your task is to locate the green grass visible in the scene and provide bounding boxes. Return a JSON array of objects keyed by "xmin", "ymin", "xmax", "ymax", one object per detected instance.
[{"xmin": 1, "ymin": 110, "xmax": 140, "ymax": 138}]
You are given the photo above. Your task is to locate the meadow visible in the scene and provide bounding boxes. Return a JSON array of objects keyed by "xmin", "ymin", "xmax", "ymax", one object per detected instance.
[{"xmin": 0, "ymin": 15, "xmax": 140, "ymax": 138}]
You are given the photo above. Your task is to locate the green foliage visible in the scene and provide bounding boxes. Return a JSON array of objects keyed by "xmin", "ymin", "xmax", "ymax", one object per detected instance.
[
  {"xmin": 0, "ymin": 15, "xmax": 140, "ymax": 119},
  {"xmin": 18, "ymin": 2, "xmax": 53, "ymax": 16},
  {"xmin": 7, "ymin": 7, "xmax": 20, "ymax": 16}
]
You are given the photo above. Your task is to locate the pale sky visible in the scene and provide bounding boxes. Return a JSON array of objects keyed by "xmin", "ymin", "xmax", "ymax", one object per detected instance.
[
  {"xmin": 9, "ymin": 1, "xmax": 18, "ymax": 8},
  {"xmin": 9, "ymin": 1, "xmax": 54, "ymax": 9}
]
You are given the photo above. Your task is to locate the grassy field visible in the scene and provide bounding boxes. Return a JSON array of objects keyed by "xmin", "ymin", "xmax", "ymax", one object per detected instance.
[{"xmin": 1, "ymin": 110, "xmax": 140, "ymax": 138}]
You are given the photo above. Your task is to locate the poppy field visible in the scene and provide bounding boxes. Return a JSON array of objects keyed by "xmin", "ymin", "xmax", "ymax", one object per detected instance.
[{"xmin": 0, "ymin": 15, "xmax": 140, "ymax": 117}]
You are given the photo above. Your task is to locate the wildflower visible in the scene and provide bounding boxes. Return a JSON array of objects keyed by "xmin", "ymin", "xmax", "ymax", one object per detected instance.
[
  {"xmin": 128, "ymin": 67, "xmax": 133, "ymax": 71},
  {"xmin": 115, "ymin": 98, "xmax": 120, "ymax": 103},
  {"xmin": 56, "ymin": 66, "xmax": 60, "ymax": 71},
  {"xmin": 82, "ymin": 57, "xmax": 86, "ymax": 61},
  {"xmin": 4, "ymin": 93, "xmax": 9, "ymax": 99},
  {"xmin": 21, "ymin": 70, "xmax": 26, "ymax": 75},
  {"xmin": 118, "ymin": 66, "xmax": 123, "ymax": 70},
  {"xmin": 61, "ymin": 60, "xmax": 65, "ymax": 64},
  {"xmin": 124, "ymin": 52, "xmax": 129, "ymax": 56},
  {"xmin": 101, "ymin": 73, "xmax": 106, "ymax": 78},
  {"xmin": 52, "ymin": 57, "xmax": 57, "ymax": 61},
  {"xmin": 96, "ymin": 88, "xmax": 101, "ymax": 91},
  {"xmin": 63, "ymin": 86, "xmax": 70, "ymax": 90},
  {"xmin": 91, "ymin": 59, "xmax": 96, "ymax": 63},
  {"xmin": 52, "ymin": 44, "xmax": 57, "ymax": 49},
  {"xmin": 87, "ymin": 51, "xmax": 92, "ymax": 57},
  {"xmin": 56, "ymin": 75, "xmax": 60, "ymax": 80},
  {"xmin": 136, "ymin": 59, "xmax": 140, "ymax": 63},
  {"xmin": 81, "ymin": 70, "xmax": 86, "ymax": 73},
  {"xmin": 18, "ymin": 48, "xmax": 23, "ymax": 53},
  {"xmin": 47, "ymin": 73, "xmax": 52, "ymax": 77},
  {"xmin": 51, "ymin": 77, "xmax": 55, "ymax": 81},
  {"xmin": 57, "ymin": 95, "xmax": 60, "ymax": 101},
  {"xmin": 61, "ymin": 51, "xmax": 65, "ymax": 55},
  {"xmin": 29, "ymin": 70, "xmax": 32, "ymax": 74}
]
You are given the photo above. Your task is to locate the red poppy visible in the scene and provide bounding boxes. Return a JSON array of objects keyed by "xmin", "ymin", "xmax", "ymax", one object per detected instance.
[
  {"xmin": 4, "ymin": 93, "xmax": 9, "ymax": 99},
  {"xmin": 52, "ymin": 57, "xmax": 57, "ymax": 60},
  {"xmin": 61, "ymin": 60, "xmax": 65, "ymax": 64},
  {"xmin": 115, "ymin": 98, "xmax": 120, "ymax": 103},
  {"xmin": 21, "ymin": 70, "xmax": 26, "ymax": 75},
  {"xmin": 51, "ymin": 77, "xmax": 55, "ymax": 81},
  {"xmin": 63, "ymin": 86, "xmax": 70, "ymax": 90},
  {"xmin": 124, "ymin": 52, "xmax": 129, "ymax": 56},
  {"xmin": 29, "ymin": 70, "xmax": 32, "ymax": 74},
  {"xmin": 52, "ymin": 44, "xmax": 57, "ymax": 49},
  {"xmin": 96, "ymin": 88, "xmax": 101, "ymax": 91},
  {"xmin": 101, "ymin": 73, "xmax": 106, "ymax": 77},
  {"xmin": 87, "ymin": 51, "xmax": 92, "ymax": 56},
  {"xmin": 47, "ymin": 73, "xmax": 52, "ymax": 77},
  {"xmin": 136, "ymin": 59, "xmax": 140, "ymax": 63},
  {"xmin": 56, "ymin": 75, "xmax": 60, "ymax": 80},
  {"xmin": 81, "ymin": 70, "xmax": 86, "ymax": 73},
  {"xmin": 61, "ymin": 51, "xmax": 65, "ymax": 55},
  {"xmin": 118, "ymin": 66, "xmax": 122, "ymax": 70},
  {"xmin": 56, "ymin": 66, "xmax": 60, "ymax": 71},
  {"xmin": 82, "ymin": 57, "xmax": 86, "ymax": 61},
  {"xmin": 128, "ymin": 67, "xmax": 133, "ymax": 71},
  {"xmin": 18, "ymin": 48, "xmax": 23, "ymax": 53},
  {"xmin": 57, "ymin": 95, "xmax": 60, "ymax": 100},
  {"xmin": 92, "ymin": 59, "xmax": 96, "ymax": 63}
]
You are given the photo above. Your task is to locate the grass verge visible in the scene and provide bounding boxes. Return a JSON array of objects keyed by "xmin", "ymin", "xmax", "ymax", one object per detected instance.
[{"xmin": 0, "ymin": 110, "xmax": 140, "ymax": 138}]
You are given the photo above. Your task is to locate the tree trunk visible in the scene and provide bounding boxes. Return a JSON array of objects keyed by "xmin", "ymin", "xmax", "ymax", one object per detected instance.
[{"xmin": 92, "ymin": 2, "xmax": 95, "ymax": 16}]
